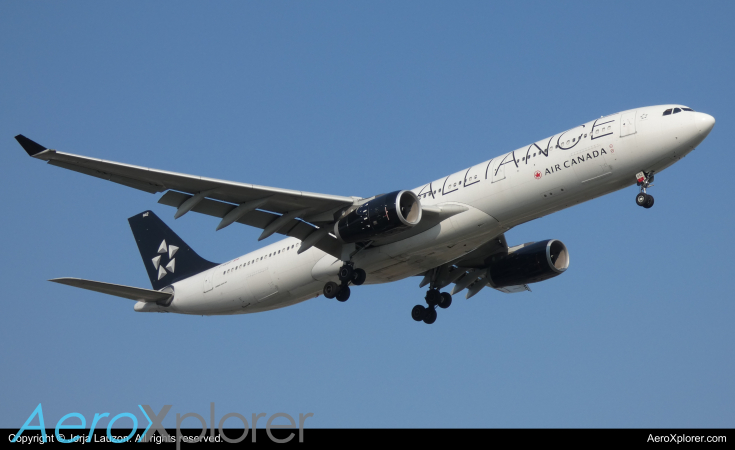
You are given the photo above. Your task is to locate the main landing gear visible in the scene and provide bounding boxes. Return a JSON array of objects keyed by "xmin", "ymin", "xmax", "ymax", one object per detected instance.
[
  {"xmin": 635, "ymin": 171, "xmax": 655, "ymax": 209},
  {"xmin": 411, "ymin": 288, "xmax": 452, "ymax": 325},
  {"xmin": 323, "ymin": 263, "xmax": 366, "ymax": 302}
]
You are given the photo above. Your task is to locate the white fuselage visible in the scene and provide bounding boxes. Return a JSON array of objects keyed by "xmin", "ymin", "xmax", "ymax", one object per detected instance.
[{"xmin": 135, "ymin": 105, "xmax": 714, "ymax": 315}]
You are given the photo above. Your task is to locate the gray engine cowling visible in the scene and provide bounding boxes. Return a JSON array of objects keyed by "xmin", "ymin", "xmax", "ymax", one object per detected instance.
[{"xmin": 335, "ymin": 190, "xmax": 422, "ymax": 243}]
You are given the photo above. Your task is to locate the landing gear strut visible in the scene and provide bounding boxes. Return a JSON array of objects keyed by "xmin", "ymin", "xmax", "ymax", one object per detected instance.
[
  {"xmin": 411, "ymin": 286, "xmax": 452, "ymax": 325},
  {"xmin": 323, "ymin": 262, "xmax": 366, "ymax": 302},
  {"xmin": 635, "ymin": 171, "xmax": 655, "ymax": 209}
]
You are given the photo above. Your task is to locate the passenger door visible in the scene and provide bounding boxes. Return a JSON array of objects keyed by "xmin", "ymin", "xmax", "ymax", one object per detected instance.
[
  {"xmin": 203, "ymin": 270, "xmax": 213, "ymax": 293},
  {"xmin": 620, "ymin": 111, "xmax": 637, "ymax": 137}
]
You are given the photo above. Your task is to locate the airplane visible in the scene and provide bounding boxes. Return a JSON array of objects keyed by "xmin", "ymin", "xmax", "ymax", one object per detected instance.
[{"xmin": 16, "ymin": 105, "xmax": 715, "ymax": 324}]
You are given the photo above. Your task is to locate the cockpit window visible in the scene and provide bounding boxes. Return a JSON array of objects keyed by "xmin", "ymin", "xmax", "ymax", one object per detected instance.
[
  {"xmin": 682, "ymin": 107, "xmax": 694, "ymax": 112},
  {"xmin": 663, "ymin": 109, "xmax": 672, "ymax": 116},
  {"xmin": 673, "ymin": 108, "xmax": 682, "ymax": 114}
]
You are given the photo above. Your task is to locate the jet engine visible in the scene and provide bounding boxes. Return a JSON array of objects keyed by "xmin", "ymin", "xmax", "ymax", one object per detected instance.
[
  {"xmin": 487, "ymin": 239, "xmax": 569, "ymax": 287},
  {"xmin": 335, "ymin": 190, "xmax": 422, "ymax": 243}
]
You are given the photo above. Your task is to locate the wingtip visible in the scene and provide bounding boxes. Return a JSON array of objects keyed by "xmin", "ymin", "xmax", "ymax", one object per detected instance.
[
  {"xmin": 49, "ymin": 277, "xmax": 75, "ymax": 283},
  {"xmin": 15, "ymin": 134, "xmax": 48, "ymax": 156}
]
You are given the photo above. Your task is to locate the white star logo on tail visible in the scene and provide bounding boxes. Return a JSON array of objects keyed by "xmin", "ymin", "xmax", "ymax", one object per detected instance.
[{"xmin": 152, "ymin": 239, "xmax": 178, "ymax": 280}]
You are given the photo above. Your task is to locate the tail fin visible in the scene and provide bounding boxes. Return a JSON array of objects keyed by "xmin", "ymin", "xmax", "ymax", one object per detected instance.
[{"xmin": 128, "ymin": 210, "xmax": 218, "ymax": 290}]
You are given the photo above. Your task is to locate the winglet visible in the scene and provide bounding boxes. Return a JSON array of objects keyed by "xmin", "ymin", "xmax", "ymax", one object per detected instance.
[{"xmin": 15, "ymin": 134, "xmax": 48, "ymax": 156}]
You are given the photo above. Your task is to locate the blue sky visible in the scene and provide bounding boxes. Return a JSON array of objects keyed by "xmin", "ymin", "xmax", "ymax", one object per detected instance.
[{"xmin": 1, "ymin": 1, "xmax": 733, "ymax": 428}]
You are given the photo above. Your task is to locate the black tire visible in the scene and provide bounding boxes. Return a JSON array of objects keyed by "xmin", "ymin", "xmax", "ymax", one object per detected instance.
[
  {"xmin": 439, "ymin": 292, "xmax": 452, "ymax": 309},
  {"xmin": 335, "ymin": 285, "xmax": 351, "ymax": 302},
  {"xmin": 644, "ymin": 194, "xmax": 655, "ymax": 209},
  {"xmin": 425, "ymin": 289, "xmax": 441, "ymax": 306},
  {"xmin": 411, "ymin": 305, "xmax": 426, "ymax": 321},
  {"xmin": 636, "ymin": 193, "xmax": 648, "ymax": 207},
  {"xmin": 323, "ymin": 281, "xmax": 339, "ymax": 299},
  {"xmin": 352, "ymin": 268, "xmax": 366, "ymax": 286},
  {"xmin": 423, "ymin": 308, "xmax": 437, "ymax": 324},
  {"xmin": 338, "ymin": 265, "xmax": 354, "ymax": 283}
]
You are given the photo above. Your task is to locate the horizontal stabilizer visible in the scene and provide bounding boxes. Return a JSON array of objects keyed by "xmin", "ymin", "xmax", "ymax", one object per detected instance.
[
  {"xmin": 15, "ymin": 134, "xmax": 47, "ymax": 156},
  {"xmin": 50, "ymin": 278, "xmax": 173, "ymax": 302}
]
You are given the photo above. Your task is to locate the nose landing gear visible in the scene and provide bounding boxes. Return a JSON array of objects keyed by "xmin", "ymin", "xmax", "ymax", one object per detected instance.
[
  {"xmin": 635, "ymin": 171, "xmax": 655, "ymax": 209},
  {"xmin": 323, "ymin": 263, "xmax": 366, "ymax": 302}
]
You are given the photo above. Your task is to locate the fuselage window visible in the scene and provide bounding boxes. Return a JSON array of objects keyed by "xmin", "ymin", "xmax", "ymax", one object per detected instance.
[{"xmin": 663, "ymin": 109, "xmax": 672, "ymax": 116}]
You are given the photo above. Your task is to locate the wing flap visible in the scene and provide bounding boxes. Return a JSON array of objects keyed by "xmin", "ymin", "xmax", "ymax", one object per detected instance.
[
  {"xmin": 158, "ymin": 191, "xmax": 342, "ymax": 258},
  {"xmin": 48, "ymin": 160, "xmax": 164, "ymax": 193},
  {"xmin": 492, "ymin": 284, "xmax": 531, "ymax": 294},
  {"xmin": 50, "ymin": 278, "xmax": 173, "ymax": 302}
]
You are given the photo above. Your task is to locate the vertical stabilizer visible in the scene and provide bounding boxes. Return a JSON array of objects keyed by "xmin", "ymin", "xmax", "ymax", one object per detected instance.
[{"xmin": 128, "ymin": 211, "xmax": 218, "ymax": 290}]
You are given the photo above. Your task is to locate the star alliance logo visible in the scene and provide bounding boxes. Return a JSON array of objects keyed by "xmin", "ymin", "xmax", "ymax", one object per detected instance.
[{"xmin": 151, "ymin": 240, "xmax": 178, "ymax": 280}]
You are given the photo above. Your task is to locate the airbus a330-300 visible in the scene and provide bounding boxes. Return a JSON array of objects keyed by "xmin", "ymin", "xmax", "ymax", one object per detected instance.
[{"xmin": 16, "ymin": 105, "xmax": 715, "ymax": 324}]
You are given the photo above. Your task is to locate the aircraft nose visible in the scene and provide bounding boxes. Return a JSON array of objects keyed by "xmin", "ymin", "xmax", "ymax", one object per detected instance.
[{"xmin": 696, "ymin": 112, "xmax": 715, "ymax": 136}]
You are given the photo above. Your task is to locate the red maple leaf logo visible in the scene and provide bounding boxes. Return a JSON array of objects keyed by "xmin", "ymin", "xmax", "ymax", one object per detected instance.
[{"xmin": 534, "ymin": 171, "xmax": 542, "ymax": 179}]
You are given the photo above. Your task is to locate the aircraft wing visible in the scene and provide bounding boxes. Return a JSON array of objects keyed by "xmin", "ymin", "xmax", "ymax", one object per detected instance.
[{"xmin": 16, "ymin": 135, "xmax": 355, "ymax": 257}]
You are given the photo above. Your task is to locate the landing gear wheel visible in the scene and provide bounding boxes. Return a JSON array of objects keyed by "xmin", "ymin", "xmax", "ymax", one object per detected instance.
[
  {"xmin": 338, "ymin": 265, "xmax": 354, "ymax": 283},
  {"xmin": 438, "ymin": 292, "xmax": 452, "ymax": 309},
  {"xmin": 425, "ymin": 289, "xmax": 441, "ymax": 306},
  {"xmin": 635, "ymin": 171, "xmax": 656, "ymax": 209},
  {"xmin": 323, "ymin": 281, "xmax": 339, "ymax": 299},
  {"xmin": 423, "ymin": 307, "xmax": 437, "ymax": 324},
  {"xmin": 352, "ymin": 268, "xmax": 366, "ymax": 286},
  {"xmin": 411, "ymin": 305, "xmax": 427, "ymax": 321},
  {"xmin": 335, "ymin": 285, "xmax": 351, "ymax": 302},
  {"xmin": 636, "ymin": 193, "xmax": 648, "ymax": 207},
  {"xmin": 644, "ymin": 194, "xmax": 654, "ymax": 209}
]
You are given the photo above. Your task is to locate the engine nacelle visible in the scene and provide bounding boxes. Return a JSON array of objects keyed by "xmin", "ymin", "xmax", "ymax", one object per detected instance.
[
  {"xmin": 488, "ymin": 239, "xmax": 569, "ymax": 287},
  {"xmin": 335, "ymin": 190, "xmax": 422, "ymax": 243}
]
